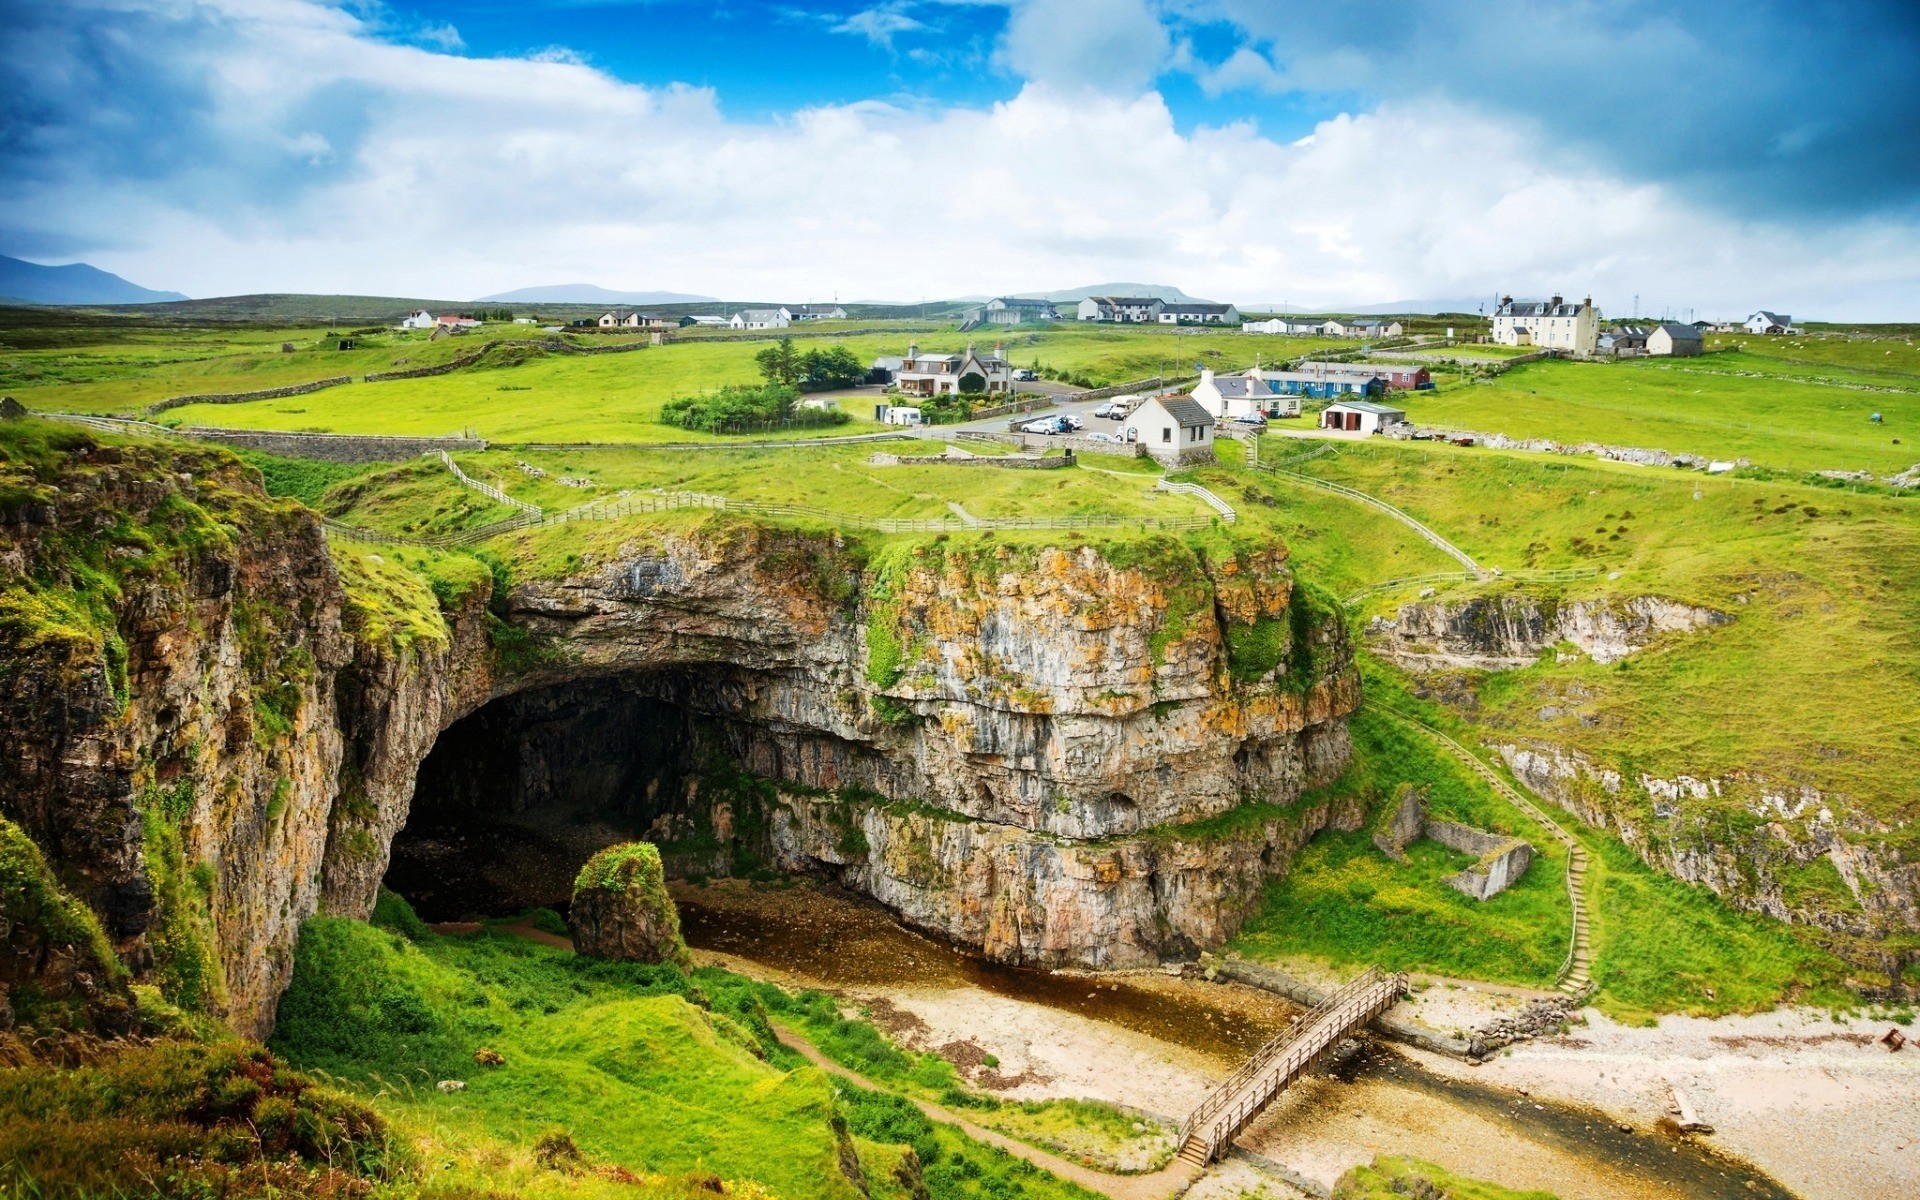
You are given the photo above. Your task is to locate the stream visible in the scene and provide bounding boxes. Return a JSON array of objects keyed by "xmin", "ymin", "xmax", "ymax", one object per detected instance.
[{"xmin": 673, "ymin": 879, "xmax": 1799, "ymax": 1200}]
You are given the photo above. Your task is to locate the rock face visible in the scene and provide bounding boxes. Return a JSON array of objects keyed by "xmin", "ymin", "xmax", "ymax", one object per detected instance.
[
  {"xmin": 570, "ymin": 842, "xmax": 687, "ymax": 965},
  {"xmin": 1, "ymin": 427, "xmax": 1362, "ymax": 1034},
  {"xmin": 1366, "ymin": 592, "xmax": 1731, "ymax": 669}
]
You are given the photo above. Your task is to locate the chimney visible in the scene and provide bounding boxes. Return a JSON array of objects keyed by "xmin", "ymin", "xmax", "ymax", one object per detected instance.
[
  {"xmin": 906, "ymin": 342, "xmax": 917, "ymax": 366},
  {"xmin": 1551, "ymin": 294, "xmax": 1563, "ymax": 308},
  {"xmin": 1583, "ymin": 295, "xmax": 1592, "ymax": 310}
]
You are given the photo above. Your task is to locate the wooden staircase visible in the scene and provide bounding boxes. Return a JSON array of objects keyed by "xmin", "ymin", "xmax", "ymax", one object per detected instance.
[
  {"xmin": 1174, "ymin": 966, "xmax": 1408, "ymax": 1166},
  {"xmin": 1379, "ymin": 709, "xmax": 1594, "ymax": 995}
]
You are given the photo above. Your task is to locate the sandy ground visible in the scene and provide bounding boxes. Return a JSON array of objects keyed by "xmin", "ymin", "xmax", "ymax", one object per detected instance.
[{"xmin": 1413, "ymin": 1006, "xmax": 1920, "ymax": 1200}]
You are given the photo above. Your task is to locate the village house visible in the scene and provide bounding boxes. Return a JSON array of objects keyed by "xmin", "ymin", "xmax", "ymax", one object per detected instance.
[
  {"xmin": 1077, "ymin": 296, "xmax": 1165, "ymax": 323},
  {"xmin": 893, "ymin": 343, "xmax": 1015, "ymax": 398},
  {"xmin": 780, "ymin": 304, "xmax": 848, "ymax": 322},
  {"xmin": 1646, "ymin": 322, "xmax": 1704, "ymax": 357},
  {"xmin": 966, "ymin": 297, "xmax": 1060, "ymax": 326},
  {"xmin": 1344, "ymin": 319, "xmax": 1406, "ymax": 339},
  {"xmin": 1293, "ymin": 361, "xmax": 1432, "ymax": 390},
  {"xmin": 1191, "ymin": 368, "xmax": 1305, "ymax": 420},
  {"xmin": 1598, "ymin": 326, "xmax": 1649, "ymax": 357},
  {"xmin": 1320, "ymin": 399, "xmax": 1408, "ymax": 434},
  {"xmin": 1157, "ymin": 301, "xmax": 1242, "ymax": 325},
  {"xmin": 1491, "ymin": 294, "xmax": 1599, "ymax": 356},
  {"xmin": 598, "ymin": 310, "xmax": 671, "ymax": 330},
  {"xmin": 730, "ymin": 309, "xmax": 790, "ymax": 331},
  {"xmin": 1254, "ymin": 370, "xmax": 1385, "ymax": 400},
  {"xmin": 435, "ymin": 314, "xmax": 481, "ymax": 330},
  {"xmin": 678, "ymin": 314, "xmax": 729, "ymax": 328},
  {"xmin": 400, "ymin": 309, "xmax": 435, "ymax": 330},
  {"xmin": 1744, "ymin": 310, "xmax": 1793, "ymax": 335},
  {"xmin": 1128, "ymin": 394, "xmax": 1216, "ymax": 465}
]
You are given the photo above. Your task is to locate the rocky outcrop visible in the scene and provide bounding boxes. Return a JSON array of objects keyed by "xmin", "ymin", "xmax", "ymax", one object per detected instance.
[
  {"xmin": 1366, "ymin": 592, "xmax": 1731, "ymax": 670},
  {"xmin": 1498, "ymin": 739, "xmax": 1920, "ymax": 976},
  {"xmin": 570, "ymin": 842, "xmax": 687, "ymax": 965}
]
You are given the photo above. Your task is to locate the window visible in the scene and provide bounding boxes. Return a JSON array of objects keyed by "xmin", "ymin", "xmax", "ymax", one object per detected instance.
[{"xmin": 1161, "ymin": 427, "xmax": 1172, "ymax": 443}]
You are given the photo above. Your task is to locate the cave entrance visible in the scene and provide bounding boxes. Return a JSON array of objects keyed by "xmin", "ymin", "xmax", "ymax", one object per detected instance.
[{"xmin": 385, "ymin": 673, "xmax": 727, "ymax": 923}]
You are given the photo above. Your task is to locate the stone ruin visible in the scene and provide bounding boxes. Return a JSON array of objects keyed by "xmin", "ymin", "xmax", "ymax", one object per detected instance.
[{"xmin": 1372, "ymin": 784, "xmax": 1534, "ymax": 901}]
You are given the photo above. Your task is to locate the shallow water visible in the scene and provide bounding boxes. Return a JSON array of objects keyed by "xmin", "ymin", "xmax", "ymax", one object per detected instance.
[{"xmin": 675, "ymin": 880, "xmax": 1797, "ymax": 1200}]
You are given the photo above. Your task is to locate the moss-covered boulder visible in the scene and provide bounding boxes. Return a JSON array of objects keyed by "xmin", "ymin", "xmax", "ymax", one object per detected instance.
[
  {"xmin": 570, "ymin": 842, "xmax": 688, "ymax": 967},
  {"xmin": 1333, "ymin": 1155, "xmax": 1560, "ymax": 1200}
]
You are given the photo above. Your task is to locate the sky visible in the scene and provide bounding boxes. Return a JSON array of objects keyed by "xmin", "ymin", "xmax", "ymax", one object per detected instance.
[{"xmin": 3, "ymin": 0, "xmax": 1918, "ymax": 317}]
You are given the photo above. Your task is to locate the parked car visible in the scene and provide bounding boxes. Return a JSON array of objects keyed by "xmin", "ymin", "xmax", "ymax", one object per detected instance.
[
  {"xmin": 1013, "ymin": 368, "xmax": 1038, "ymax": 382},
  {"xmin": 1060, "ymin": 413, "xmax": 1084, "ymax": 431},
  {"xmin": 1085, "ymin": 431, "xmax": 1122, "ymax": 444},
  {"xmin": 1021, "ymin": 417, "xmax": 1065, "ymax": 435},
  {"xmin": 1092, "ymin": 401, "xmax": 1127, "ymax": 419},
  {"xmin": 1228, "ymin": 413, "xmax": 1268, "ymax": 428}
]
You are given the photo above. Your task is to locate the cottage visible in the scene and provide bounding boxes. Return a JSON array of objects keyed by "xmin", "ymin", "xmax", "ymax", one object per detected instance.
[
  {"xmin": 730, "ymin": 309, "xmax": 790, "ymax": 330},
  {"xmin": 781, "ymin": 304, "xmax": 847, "ymax": 322},
  {"xmin": 1247, "ymin": 365, "xmax": 1385, "ymax": 399},
  {"xmin": 400, "ymin": 309, "xmax": 435, "ymax": 330},
  {"xmin": 1156, "ymin": 301, "xmax": 1242, "ymax": 325},
  {"xmin": 1293, "ymin": 361, "xmax": 1431, "ymax": 390},
  {"xmin": 1127, "ymin": 394, "xmax": 1215, "ymax": 464},
  {"xmin": 1320, "ymin": 399, "xmax": 1408, "ymax": 434},
  {"xmin": 1321, "ymin": 319, "xmax": 1352, "ymax": 337},
  {"xmin": 1077, "ymin": 296, "xmax": 1165, "ymax": 323},
  {"xmin": 981, "ymin": 297, "xmax": 1059, "ymax": 325},
  {"xmin": 1491, "ymin": 294, "xmax": 1599, "ymax": 355},
  {"xmin": 1744, "ymin": 310, "xmax": 1793, "ymax": 335},
  {"xmin": 435, "ymin": 314, "xmax": 481, "ymax": 329},
  {"xmin": 894, "ymin": 342, "xmax": 1015, "ymax": 398},
  {"xmin": 1597, "ymin": 326, "xmax": 1649, "ymax": 357},
  {"xmin": 1646, "ymin": 322, "xmax": 1704, "ymax": 357},
  {"xmin": 1192, "ymin": 368, "xmax": 1304, "ymax": 419},
  {"xmin": 1347, "ymin": 319, "xmax": 1405, "ymax": 339}
]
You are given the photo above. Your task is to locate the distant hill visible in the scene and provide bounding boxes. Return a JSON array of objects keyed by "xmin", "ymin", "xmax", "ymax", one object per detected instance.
[
  {"xmin": 475, "ymin": 284, "xmax": 718, "ymax": 305},
  {"xmin": 0, "ymin": 254, "xmax": 187, "ymax": 305},
  {"xmin": 1246, "ymin": 298, "xmax": 1491, "ymax": 316},
  {"xmin": 1009, "ymin": 283, "xmax": 1204, "ymax": 304}
]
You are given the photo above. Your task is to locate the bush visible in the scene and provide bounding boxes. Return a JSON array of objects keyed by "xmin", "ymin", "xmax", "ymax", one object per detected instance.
[{"xmin": 659, "ymin": 383, "xmax": 850, "ymax": 434}]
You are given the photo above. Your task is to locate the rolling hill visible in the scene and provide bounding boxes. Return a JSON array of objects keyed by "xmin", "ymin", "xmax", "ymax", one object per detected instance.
[{"xmin": 0, "ymin": 254, "xmax": 187, "ymax": 304}]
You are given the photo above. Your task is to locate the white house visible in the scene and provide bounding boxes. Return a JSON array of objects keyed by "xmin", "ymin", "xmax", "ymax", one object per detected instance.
[
  {"xmin": 1077, "ymin": 296, "xmax": 1165, "ymax": 323},
  {"xmin": 1491, "ymin": 294, "xmax": 1599, "ymax": 356},
  {"xmin": 781, "ymin": 304, "xmax": 848, "ymax": 322},
  {"xmin": 980, "ymin": 297, "xmax": 1059, "ymax": 325},
  {"xmin": 1744, "ymin": 311, "xmax": 1792, "ymax": 335},
  {"xmin": 435, "ymin": 314, "xmax": 481, "ymax": 329},
  {"xmin": 1191, "ymin": 369, "xmax": 1303, "ymax": 420},
  {"xmin": 1320, "ymin": 399, "xmax": 1408, "ymax": 434},
  {"xmin": 1157, "ymin": 301, "xmax": 1241, "ymax": 325},
  {"xmin": 1127, "ymin": 394, "xmax": 1215, "ymax": 465},
  {"xmin": 1646, "ymin": 322, "xmax": 1704, "ymax": 357},
  {"xmin": 1348, "ymin": 319, "xmax": 1405, "ymax": 339},
  {"xmin": 731, "ymin": 309, "xmax": 790, "ymax": 330},
  {"xmin": 894, "ymin": 343, "xmax": 1015, "ymax": 398},
  {"xmin": 400, "ymin": 309, "xmax": 435, "ymax": 330}
]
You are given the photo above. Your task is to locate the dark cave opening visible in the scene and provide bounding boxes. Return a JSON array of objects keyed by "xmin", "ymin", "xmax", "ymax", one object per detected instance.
[{"xmin": 384, "ymin": 674, "xmax": 714, "ymax": 923}]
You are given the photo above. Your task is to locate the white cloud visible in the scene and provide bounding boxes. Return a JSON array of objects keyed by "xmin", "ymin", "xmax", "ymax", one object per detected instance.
[
  {"xmin": 832, "ymin": 4, "xmax": 926, "ymax": 48},
  {"xmin": 10, "ymin": 0, "xmax": 1917, "ymax": 318},
  {"xmin": 997, "ymin": 0, "xmax": 1171, "ymax": 94}
]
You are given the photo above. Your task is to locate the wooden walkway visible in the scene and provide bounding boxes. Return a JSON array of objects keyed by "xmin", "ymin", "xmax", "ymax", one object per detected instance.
[
  {"xmin": 1174, "ymin": 966, "xmax": 1408, "ymax": 1165},
  {"xmin": 1379, "ymin": 710, "xmax": 1593, "ymax": 995}
]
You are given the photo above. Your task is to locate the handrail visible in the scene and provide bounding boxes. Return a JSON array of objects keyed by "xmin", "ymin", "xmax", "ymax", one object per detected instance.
[
  {"xmin": 1155, "ymin": 478, "xmax": 1238, "ymax": 523},
  {"xmin": 1265, "ymin": 467, "xmax": 1486, "ymax": 578},
  {"xmin": 438, "ymin": 450, "xmax": 542, "ymax": 514}
]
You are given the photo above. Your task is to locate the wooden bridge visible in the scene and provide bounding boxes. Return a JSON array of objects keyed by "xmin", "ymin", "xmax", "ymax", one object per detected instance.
[{"xmin": 1175, "ymin": 966, "xmax": 1408, "ymax": 1166}]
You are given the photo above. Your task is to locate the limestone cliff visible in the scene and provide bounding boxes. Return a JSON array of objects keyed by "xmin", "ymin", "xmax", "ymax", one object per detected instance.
[
  {"xmin": 1366, "ymin": 591, "xmax": 1730, "ymax": 670},
  {"xmin": 1, "ymin": 421, "xmax": 1359, "ymax": 1034}
]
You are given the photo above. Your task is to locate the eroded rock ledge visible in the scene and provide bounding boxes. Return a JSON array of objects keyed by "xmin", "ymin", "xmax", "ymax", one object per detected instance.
[{"xmin": 1366, "ymin": 591, "xmax": 1731, "ymax": 670}]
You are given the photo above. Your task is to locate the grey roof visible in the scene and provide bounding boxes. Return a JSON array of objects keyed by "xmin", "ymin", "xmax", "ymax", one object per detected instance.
[
  {"xmin": 1652, "ymin": 322, "xmax": 1702, "ymax": 338},
  {"xmin": 736, "ymin": 308, "xmax": 785, "ymax": 321},
  {"xmin": 1324, "ymin": 399, "xmax": 1406, "ymax": 416},
  {"xmin": 1162, "ymin": 302, "xmax": 1235, "ymax": 314},
  {"xmin": 991, "ymin": 296, "xmax": 1056, "ymax": 308},
  {"xmin": 786, "ymin": 304, "xmax": 845, "ymax": 315},
  {"xmin": 1750, "ymin": 311, "xmax": 1790, "ymax": 325},
  {"xmin": 1211, "ymin": 377, "xmax": 1257, "ymax": 397},
  {"xmin": 1499, "ymin": 298, "xmax": 1588, "ymax": 318},
  {"xmin": 1092, "ymin": 296, "xmax": 1163, "ymax": 307},
  {"xmin": 1154, "ymin": 395, "xmax": 1216, "ymax": 427},
  {"xmin": 872, "ymin": 356, "xmax": 904, "ymax": 370}
]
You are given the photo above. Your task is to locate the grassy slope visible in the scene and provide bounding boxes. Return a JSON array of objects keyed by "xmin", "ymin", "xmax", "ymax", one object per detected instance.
[
  {"xmin": 269, "ymin": 912, "xmax": 1104, "ymax": 1200},
  {"xmin": 1404, "ymin": 339, "xmax": 1920, "ymax": 474}
]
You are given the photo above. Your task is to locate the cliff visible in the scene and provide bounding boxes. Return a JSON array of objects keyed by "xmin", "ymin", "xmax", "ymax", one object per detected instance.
[{"xmin": 0, "ymin": 420, "xmax": 1360, "ymax": 1034}]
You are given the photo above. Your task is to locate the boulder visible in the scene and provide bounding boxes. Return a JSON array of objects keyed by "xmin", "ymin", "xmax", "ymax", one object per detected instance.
[{"xmin": 570, "ymin": 843, "xmax": 688, "ymax": 966}]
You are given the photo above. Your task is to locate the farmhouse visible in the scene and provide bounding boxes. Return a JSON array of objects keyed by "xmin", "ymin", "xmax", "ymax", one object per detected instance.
[
  {"xmin": 781, "ymin": 304, "xmax": 847, "ymax": 322},
  {"xmin": 1321, "ymin": 399, "xmax": 1408, "ymax": 434},
  {"xmin": 435, "ymin": 314, "xmax": 481, "ymax": 329},
  {"xmin": 1647, "ymin": 322, "xmax": 1704, "ymax": 357},
  {"xmin": 731, "ymin": 309, "xmax": 790, "ymax": 330},
  {"xmin": 1077, "ymin": 296, "xmax": 1165, "ymax": 323},
  {"xmin": 1347, "ymin": 319, "xmax": 1405, "ymax": 339},
  {"xmin": 1492, "ymin": 294, "xmax": 1598, "ymax": 355},
  {"xmin": 599, "ymin": 310, "xmax": 670, "ymax": 329},
  {"xmin": 1744, "ymin": 310, "xmax": 1793, "ymax": 335},
  {"xmin": 1128, "ymin": 394, "xmax": 1216, "ymax": 465},
  {"xmin": 400, "ymin": 309, "xmax": 435, "ymax": 330},
  {"xmin": 1192, "ymin": 369, "xmax": 1301, "ymax": 420},
  {"xmin": 982, "ymin": 297, "xmax": 1060, "ymax": 324},
  {"xmin": 1157, "ymin": 301, "xmax": 1242, "ymax": 325},
  {"xmin": 894, "ymin": 343, "xmax": 1015, "ymax": 398}
]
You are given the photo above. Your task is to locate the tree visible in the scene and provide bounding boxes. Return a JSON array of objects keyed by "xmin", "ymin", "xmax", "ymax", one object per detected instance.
[
  {"xmin": 755, "ymin": 337, "xmax": 802, "ymax": 387},
  {"xmin": 798, "ymin": 344, "xmax": 866, "ymax": 391}
]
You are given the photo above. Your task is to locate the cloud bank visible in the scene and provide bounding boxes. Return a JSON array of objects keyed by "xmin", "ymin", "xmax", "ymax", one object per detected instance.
[{"xmin": 0, "ymin": 0, "xmax": 1915, "ymax": 316}]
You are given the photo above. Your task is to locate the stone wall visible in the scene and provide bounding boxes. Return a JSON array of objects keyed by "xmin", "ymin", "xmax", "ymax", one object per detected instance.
[
  {"xmin": 181, "ymin": 428, "xmax": 487, "ymax": 463},
  {"xmin": 868, "ymin": 449, "xmax": 1072, "ymax": 469},
  {"xmin": 146, "ymin": 376, "xmax": 353, "ymax": 415},
  {"xmin": 1367, "ymin": 786, "xmax": 1533, "ymax": 901}
]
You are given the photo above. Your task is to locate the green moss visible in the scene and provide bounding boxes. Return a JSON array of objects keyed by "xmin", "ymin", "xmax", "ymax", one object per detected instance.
[
  {"xmin": 1224, "ymin": 615, "xmax": 1288, "ymax": 684},
  {"xmin": 137, "ymin": 784, "xmax": 226, "ymax": 1013},
  {"xmin": 0, "ymin": 815, "xmax": 125, "ymax": 1025},
  {"xmin": 1334, "ymin": 1156, "xmax": 1560, "ymax": 1200}
]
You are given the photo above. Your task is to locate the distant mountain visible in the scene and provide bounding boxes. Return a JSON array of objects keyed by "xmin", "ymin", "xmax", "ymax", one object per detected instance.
[
  {"xmin": 0, "ymin": 254, "xmax": 187, "ymax": 305},
  {"xmin": 474, "ymin": 284, "xmax": 718, "ymax": 305},
  {"xmin": 1009, "ymin": 283, "xmax": 1204, "ymax": 304}
]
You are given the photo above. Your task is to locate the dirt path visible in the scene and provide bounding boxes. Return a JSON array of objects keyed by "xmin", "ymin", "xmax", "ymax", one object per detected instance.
[{"xmin": 772, "ymin": 1023, "xmax": 1203, "ymax": 1200}]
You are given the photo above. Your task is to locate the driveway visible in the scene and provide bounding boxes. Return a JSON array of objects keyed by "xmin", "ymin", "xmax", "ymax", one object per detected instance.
[{"xmin": 926, "ymin": 386, "xmax": 1134, "ymax": 439}]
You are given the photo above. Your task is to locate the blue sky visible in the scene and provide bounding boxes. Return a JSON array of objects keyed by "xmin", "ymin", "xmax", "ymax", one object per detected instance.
[{"xmin": 3, "ymin": 0, "xmax": 1917, "ymax": 315}]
